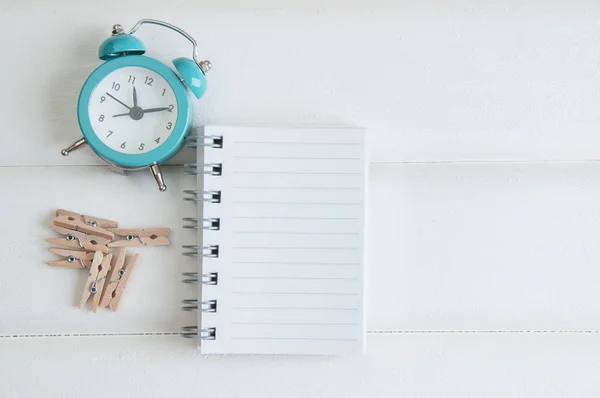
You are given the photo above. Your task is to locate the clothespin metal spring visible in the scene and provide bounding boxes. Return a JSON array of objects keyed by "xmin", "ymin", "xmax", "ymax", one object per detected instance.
[{"xmin": 67, "ymin": 255, "xmax": 87, "ymax": 268}]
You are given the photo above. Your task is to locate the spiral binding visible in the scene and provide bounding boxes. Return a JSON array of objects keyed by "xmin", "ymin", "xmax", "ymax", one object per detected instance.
[
  {"xmin": 182, "ymin": 135, "xmax": 223, "ymax": 341},
  {"xmin": 182, "ymin": 217, "xmax": 220, "ymax": 230},
  {"xmin": 181, "ymin": 299, "xmax": 218, "ymax": 312},
  {"xmin": 183, "ymin": 190, "xmax": 222, "ymax": 203},
  {"xmin": 181, "ymin": 326, "xmax": 217, "ymax": 340},
  {"xmin": 184, "ymin": 135, "xmax": 223, "ymax": 149},
  {"xmin": 182, "ymin": 272, "xmax": 218, "ymax": 285},
  {"xmin": 182, "ymin": 245, "xmax": 219, "ymax": 257},
  {"xmin": 184, "ymin": 163, "xmax": 223, "ymax": 176}
]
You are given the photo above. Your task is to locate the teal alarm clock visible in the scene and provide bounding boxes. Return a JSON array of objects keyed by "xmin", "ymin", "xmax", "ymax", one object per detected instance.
[{"xmin": 62, "ymin": 19, "xmax": 211, "ymax": 191}]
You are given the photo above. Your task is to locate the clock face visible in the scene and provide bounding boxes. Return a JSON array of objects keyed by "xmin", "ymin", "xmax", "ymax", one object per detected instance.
[{"xmin": 88, "ymin": 66, "xmax": 178, "ymax": 155}]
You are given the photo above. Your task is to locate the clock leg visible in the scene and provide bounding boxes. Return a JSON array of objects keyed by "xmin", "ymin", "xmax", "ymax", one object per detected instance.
[
  {"xmin": 150, "ymin": 164, "xmax": 167, "ymax": 192},
  {"xmin": 61, "ymin": 137, "xmax": 88, "ymax": 156}
]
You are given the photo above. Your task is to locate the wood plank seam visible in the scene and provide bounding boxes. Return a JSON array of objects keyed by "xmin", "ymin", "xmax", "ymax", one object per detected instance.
[{"xmin": 3, "ymin": 330, "xmax": 600, "ymax": 339}]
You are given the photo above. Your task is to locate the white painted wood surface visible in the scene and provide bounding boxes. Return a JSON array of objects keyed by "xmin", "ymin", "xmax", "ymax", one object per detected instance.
[
  {"xmin": 5, "ymin": 1, "xmax": 600, "ymax": 165},
  {"xmin": 3, "ymin": 0, "xmax": 600, "ymax": 396},
  {"xmin": 3, "ymin": 333, "xmax": 600, "ymax": 397}
]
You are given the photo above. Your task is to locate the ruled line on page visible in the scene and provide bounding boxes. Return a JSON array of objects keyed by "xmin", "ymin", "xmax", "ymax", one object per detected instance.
[
  {"xmin": 232, "ymin": 171, "xmax": 361, "ymax": 175},
  {"xmin": 232, "ymin": 276, "xmax": 358, "ymax": 280},
  {"xmin": 233, "ymin": 186, "xmax": 361, "ymax": 190},
  {"xmin": 232, "ymin": 291, "xmax": 359, "ymax": 296},
  {"xmin": 232, "ymin": 321, "xmax": 359, "ymax": 326},
  {"xmin": 232, "ymin": 247, "xmax": 359, "ymax": 251},
  {"xmin": 233, "ymin": 231, "xmax": 360, "ymax": 236},
  {"xmin": 232, "ymin": 202, "xmax": 360, "ymax": 205},
  {"xmin": 233, "ymin": 261, "xmax": 359, "ymax": 266},
  {"xmin": 230, "ymin": 337, "xmax": 360, "ymax": 341},
  {"xmin": 234, "ymin": 141, "xmax": 361, "ymax": 145},
  {"xmin": 233, "ymin": 156, "xmax": 361, "ymax": 161},
  {"xmin": 232, "ymin": 307, "xmax": 359, "ymax": 311},
  {"xmin": 232, "ymin": 216, "xmax": 359, "ymax": 220}
]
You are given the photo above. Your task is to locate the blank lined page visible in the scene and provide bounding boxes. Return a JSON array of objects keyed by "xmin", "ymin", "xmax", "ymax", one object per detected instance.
[{"xmin": 200, "ymin": 126, "xmax": 366, "ymax": 354}]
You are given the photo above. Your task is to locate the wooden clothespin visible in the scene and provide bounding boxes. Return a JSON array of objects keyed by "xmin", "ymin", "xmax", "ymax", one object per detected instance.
[
  {"xmin": 99, "ymin": 247, "xmax": 125, "ymax": 308},
  {"xmin": 79, "ymin": 251, "xmax": 112, "ymax": 312},
  {"xmin": 46, "ymin": 225, "xmax": 109, "ymax": 254},
  {"xmin": 56, "ymin": 209, "xmax": 119, "ymax": 229},
  {"xmin": 48, "ymin": 225, "xmax": 111, "ymax": 247},
  {"xmin": 52, "ymin": 215, "xmax": 114, "ymax": 241},
  {"xmin": 45, "ymin": 237, "xmax": 109, "ymax": 254},
  {"xmin": 47, "ymin": 248, "xmax": 97, "ymax": 268},
  {"xmin": 107, "ymin": 228, "xmax": 170, "ymax": 247},
  {"xmin": 100, "ymin": 249, "xmax": 140, "ymax": 311}
]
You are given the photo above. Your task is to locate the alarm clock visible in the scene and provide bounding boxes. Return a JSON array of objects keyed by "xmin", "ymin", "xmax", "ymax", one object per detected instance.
[{"xmin": 61, "ymin": 19, "xmax": 211, "ymax": 191}]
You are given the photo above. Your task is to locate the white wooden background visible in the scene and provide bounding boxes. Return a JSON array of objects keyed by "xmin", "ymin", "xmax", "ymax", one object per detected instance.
[{"xmin": 3, "ymin": 0, "xmax": 600, "ymax": 396}]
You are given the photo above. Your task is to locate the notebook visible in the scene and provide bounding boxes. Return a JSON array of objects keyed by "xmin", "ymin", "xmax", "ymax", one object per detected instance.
[{"xmin": 181, "ymin": 126, "xmax": 367, "ymax": 354}]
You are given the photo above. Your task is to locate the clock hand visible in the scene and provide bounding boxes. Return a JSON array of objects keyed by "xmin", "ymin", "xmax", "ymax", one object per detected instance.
[
  {"xmin": 142, "ymin": 107, "xmax": 170, "ymax": 113},
  {"xmin": 106, "ymin": 92, "xmax": 131, "ymax": 110},
  {"xmin": 133, "ymin": 86, "xmax": 138, "ymax": 108},
  {"xmin": 112, "ymin": 107, "xmax": 169, "ymax": 118}
]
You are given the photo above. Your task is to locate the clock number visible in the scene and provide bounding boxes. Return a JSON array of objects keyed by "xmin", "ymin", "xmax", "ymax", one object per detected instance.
[
  {"xmin": 138, "ymin": 143, "xmax": 145, "ymax": 151},
  {"xmin": 107, "ymin": 130, "xmax": 114, "ymax": 138},
  {"xmin": 166, "ymin": 122, "xmax": 172, "ymax": 130},
  {"xmin": 162, "ymin": 89, "xmax": 166, "ymax": 96},
  {"xmin": 120, "ymin": 142, "xmax": 126, "ymax": 149},
  {"xmin": 155, "ymin": 137, "xmax": 161, "ymax": 144},
  {"xmin": 144, "ymin": 76, "xmax": 153, "ymax": 86},
  {"xmin": 128, "ymin": 75, "xmax": 136, "ymax": 84},
  {"xmin": 100, "ymin": 96, "xmax": 106, "ymax": 103},
  {"xmin": 167, "ymin": 105, "xmax": 174, "ymax": 112},
  {"xmin": 98, "ymin": 114, "xmax": 105, "ymax": 122},
  {"xmin": 111, "ymin": 82, "xmax": 121, "ymax": 91}
]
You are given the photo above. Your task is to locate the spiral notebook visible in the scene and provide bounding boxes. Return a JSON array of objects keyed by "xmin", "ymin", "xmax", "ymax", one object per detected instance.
[{"xmin": 182, "ymin": 126, "xmax": 367, "ymax": 354}]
